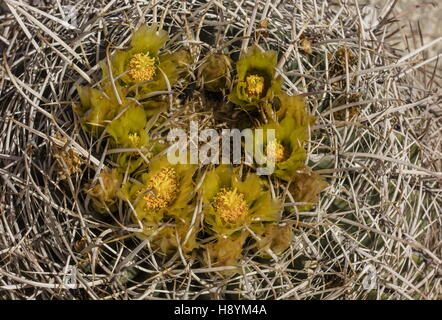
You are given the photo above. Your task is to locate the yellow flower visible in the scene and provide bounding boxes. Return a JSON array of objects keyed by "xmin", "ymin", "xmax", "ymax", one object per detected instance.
[
  {"xmin": 109, "ymin": 24, "xmax": 188, "ymax": 96},
  {"xmin": 86, "ymin": 168, "xmax": 122, "ymax": 213},
  {"xmin": 106, "ymin": 105, "xmax": 149, "ymax": 149},
  {"xmin": 245, "ymin": 74, "xmax": 265, "ymax": 97},
  {"xmin": 255, "ymin": 224, "xmax": 293, "ymax": 258},
  {"xmin": 276, "ymin": 92, "xmax": 314, "ymax": 124},
  {"xmin": 104, "ymin": 104, "xmax": 150, "ymax": 173},
  {"xmin": 115, "ymin": 140, "xmax": 166, "ymax": 174},
  {"xmin": 266, "ymin": 139, "xmax": 286, "ymax": 163},
  {"xmin": 105, "ymin": 103, "xmax": 168, "ymax": 172},
  {"xmin": 75, "ymin": 83, "xmax": 128, "ymax": 135},
  {"xmin": 213, "ymin": 188, "xmax": 249, "ymax": 224},
  {"xmin": 256, "ymin": 93, "xmax": 315, "ymax": 181},
  {"xmin": 142, "ymin": 167, "xmax": 179, "ymax": 211},
  {"xmin": 127, "ymin": 52, "xmax": 156, "ymax": 82},
  {"xmin": 228, "ymin": 45, "xmax": 282, "ymax": 109},
  {"xmin": 137, "ymin": 219, "xmax": 199, "ymax": 255},
  {"xmin": 288, "ymin": 167, "xmax": 327, "ymax": 211},
  {"xmin": 125, "ymin": 155, "xmax": 196, "ymax": 224},
  {"xmin": 203, "ymin": 231, "xmax": 248, "ymax": 271},
  {"xmin": 201, "ymin": 166, "xmax": 280, "ymax": 236}
]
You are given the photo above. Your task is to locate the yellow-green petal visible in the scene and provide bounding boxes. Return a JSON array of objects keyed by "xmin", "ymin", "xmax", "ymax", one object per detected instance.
[{"xmin": 130, "ymin": 24, "xmax": 168, "ymax": 56}]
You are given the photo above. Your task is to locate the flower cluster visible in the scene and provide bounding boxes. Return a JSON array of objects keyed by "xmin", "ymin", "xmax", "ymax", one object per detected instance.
[
  {"xmin": 200, "ymin": 46, "xmax": 327, "ymax": 268},
  {"xmin": 74, "ymin": 24, "xmax": 327, "ymax": 273}
]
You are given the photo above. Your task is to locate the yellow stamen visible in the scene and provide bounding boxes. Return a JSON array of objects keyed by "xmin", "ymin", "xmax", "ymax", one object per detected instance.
[
  {"xmin": 267, "ymin": 140, "xmax": 286, "ymax": 163},
  {"xmin": 128, "ymin": 133, "xmax": 141, "ymax": 146},
  {"xmin": 245, "ymin": 74, "xmax": 265, "ymax": 97},
  {"xmin": 141, "ymin": 167, "xmax": 179, "ymax": 211},
  {"xmin": 213, "ymin": 188, "xmax": 248, "ymax": 223},
  {"xmin": 128, "ymin": 52, "xmax": 156, "ymax": 82}
]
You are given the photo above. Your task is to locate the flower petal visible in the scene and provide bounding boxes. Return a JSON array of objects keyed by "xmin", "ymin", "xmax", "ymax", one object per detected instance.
[{"xmin": 130, "ymin": 24, "xmax": 168, "ymax": 56}]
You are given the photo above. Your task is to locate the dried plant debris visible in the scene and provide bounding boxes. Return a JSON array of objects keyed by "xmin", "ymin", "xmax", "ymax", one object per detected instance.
[
  {"xmin": 51, "ymin": 133, "xmax": 83, "ymax": 180},
  {"xmin": 0, "ymin": 0, "xmax": 441, "ymax": 300}
]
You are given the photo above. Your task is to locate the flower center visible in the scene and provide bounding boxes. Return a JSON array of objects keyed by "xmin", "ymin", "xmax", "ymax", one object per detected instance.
[
  {"xmin": 128, "ymin": 52, "xmax": 156, "ymax": 82},
  {"xmin": 267, "ymin": 140, "xmax": 286, "ymax": 163},
  {"xmin": 213, "ymin": 188, "xmax": 248, "ymax": 223},
  {"xmin": 245, "ymin": 74, "xmax": 265, "ymax": 97},
  {"xmin": 142, "ymin": 167, "xmax": 179, "ymax": 211},
  {"xmin": 128, "ymin": 133, "xmax": 141, "ymax": 146}
]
